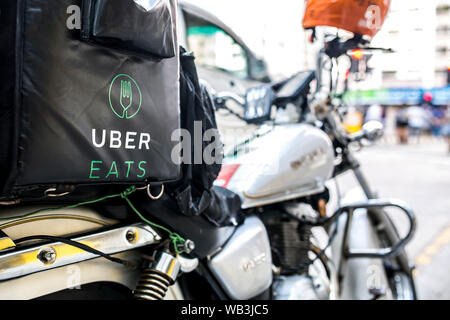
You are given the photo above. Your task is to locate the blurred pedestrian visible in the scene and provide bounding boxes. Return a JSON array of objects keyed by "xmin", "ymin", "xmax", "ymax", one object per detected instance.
[
  {"xmin": 429, "ymin": 105, "xmax": 446, "ymax": 138},
  {"xmin": 395, "ymin": 107, "xmax": 409, "ymax": 144},
  {"xmin": 365, "ymin": 104, "xmax": 384, "ymax": 123},
  {"xmin": 407, "ymin": 105, "xmax": 431, "ymax": 144},
  {"xmin": 441, "ymin": 105, "xmax": 450, "ymax": 153}
]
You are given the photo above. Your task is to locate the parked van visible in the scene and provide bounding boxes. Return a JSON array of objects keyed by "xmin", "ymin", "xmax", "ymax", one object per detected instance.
[{"xmin": 178, "ymin": 2, "xmax": 271, "ymax": 95}]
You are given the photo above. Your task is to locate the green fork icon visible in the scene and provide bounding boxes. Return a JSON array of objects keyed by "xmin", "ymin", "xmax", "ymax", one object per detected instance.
[{"xmin": 120, "ymin": 80, "xmax": 133, "ymax": 118}]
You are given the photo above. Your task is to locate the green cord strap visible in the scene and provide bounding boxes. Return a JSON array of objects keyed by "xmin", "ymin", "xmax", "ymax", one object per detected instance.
[
  {"xmin": 0, "ymin": 186, "xmax": 186, "ymax": 254},
  {"xmin": 120, "ymin": 188, "xmax": 186, "ymax": 255}
]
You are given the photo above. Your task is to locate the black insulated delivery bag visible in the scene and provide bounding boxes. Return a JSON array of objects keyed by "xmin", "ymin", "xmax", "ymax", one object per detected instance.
[{"xmin": 0, "ymin": 0, "xmax": 180, "ymax": 200}]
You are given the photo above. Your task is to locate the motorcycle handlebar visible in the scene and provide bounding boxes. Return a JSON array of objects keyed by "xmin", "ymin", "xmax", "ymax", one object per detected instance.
[{"xmin": 214, "ymin": 92, "xmax": 245, "ymax": 108}]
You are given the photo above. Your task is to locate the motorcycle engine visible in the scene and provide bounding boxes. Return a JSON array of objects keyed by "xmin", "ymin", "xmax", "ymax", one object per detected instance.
[
  {"xmin": 263, "ymin": 195, "xmax": 331, "ymax": 300},
  {"xmin": 266, "ymin": 220, "xmax": 312, "ymax": 270}
]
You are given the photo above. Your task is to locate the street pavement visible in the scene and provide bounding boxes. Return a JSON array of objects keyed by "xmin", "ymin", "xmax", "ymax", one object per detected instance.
[{"xmin": 336, "ymin": 136, "xmax": 450, "ymax": 299}]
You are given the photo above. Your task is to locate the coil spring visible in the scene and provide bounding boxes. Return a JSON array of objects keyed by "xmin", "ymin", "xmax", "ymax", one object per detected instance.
[{"xmin": 133, "ymin": 269, "xmax": 174, "ymax": 300}]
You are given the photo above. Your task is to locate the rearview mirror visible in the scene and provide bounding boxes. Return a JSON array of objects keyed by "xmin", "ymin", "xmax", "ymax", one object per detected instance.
[
  {"xmin": 362, "ymin": 120, "xmax": 384, "ymax": 142},
  {"xmin": 250, "ymin": 58, "xmax": 271, "ymax": 82},
  {"xmin": 243, "ymin": 85, "xmax": 275, "ymax": 123}
]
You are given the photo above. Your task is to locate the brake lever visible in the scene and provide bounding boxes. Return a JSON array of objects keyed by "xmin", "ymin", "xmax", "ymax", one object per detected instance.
[
  {"xmin": 325, "ymin": 34, "xmax": 369, "ymax": 58},
  {"xmin": 213, "ymin": 92, "xmax": 246, "ymax": 121},
  {"xmin": 359, "ymin": 47, "xmax": 394, "ymax": 53},
  {"xmin": 347, "ymin": 131, "xmax": 366, "ymax": 143},
  {"xmin": 214, "ymin": 92, "xmax": 245, "ymax": 107}
]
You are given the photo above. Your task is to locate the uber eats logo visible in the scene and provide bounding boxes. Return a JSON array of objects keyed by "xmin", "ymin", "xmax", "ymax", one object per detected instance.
[
  {"xmin": 109, "ymin": 74, "xmax": 142, "ymax": 119},
  {"xmin": 89, "ymin": 74, "xmax": 150, "ymax": 180}
]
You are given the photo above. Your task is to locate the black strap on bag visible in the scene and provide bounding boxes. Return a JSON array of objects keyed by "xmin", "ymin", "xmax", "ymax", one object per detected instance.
[
  {"xmin": 166, "ymin": 47, "xmax": 244, "ymax": 227},
  {"xmin": 168, "ymin": 47, "xmax": 223, "ymax": 217},
  {"xmin": 204, "ymin": 186, "xmax": 245, "ymax": 227}
]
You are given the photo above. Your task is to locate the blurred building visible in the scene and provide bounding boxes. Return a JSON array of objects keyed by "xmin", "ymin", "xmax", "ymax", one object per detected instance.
[
  {"xmin": 368, "ymin": 0, "xmax": 450, "ymax": 89},
  {"xmin": 435, "ymin": 1, "xmax": 450, "ymax": 86},
  {"xmin": 185, "ymin": 0, "xmax": 449, "ymax": 106}
]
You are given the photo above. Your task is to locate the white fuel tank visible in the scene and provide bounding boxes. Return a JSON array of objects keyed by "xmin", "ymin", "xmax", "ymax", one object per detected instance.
[{"xmin": 215, "ymin": 124, "xmax": 335, "ymax": 209}]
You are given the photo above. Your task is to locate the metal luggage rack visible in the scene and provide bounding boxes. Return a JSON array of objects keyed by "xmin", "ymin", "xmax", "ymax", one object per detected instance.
[
  {"xmin": 335, "ymin": 199, "xmax": 416, "ymax": 260},
  {"xmin": 0, "ymin": 223, "xmax": 161, "ymax": 281}
]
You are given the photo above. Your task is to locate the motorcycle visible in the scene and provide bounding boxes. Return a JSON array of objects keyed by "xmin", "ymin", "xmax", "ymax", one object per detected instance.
[
  {"xmin": 0, "ymin": 34, "xmax": 416, "ymax": 300},
  {"xmin": 211, "ymin": 34, "xmax": 417, "ymax": 300}
]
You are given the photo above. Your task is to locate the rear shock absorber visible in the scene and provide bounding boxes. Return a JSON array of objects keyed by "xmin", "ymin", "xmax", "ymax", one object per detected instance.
[{"xmin": 134, "ymin": 251, "xmax": 181, "ymax": 300}]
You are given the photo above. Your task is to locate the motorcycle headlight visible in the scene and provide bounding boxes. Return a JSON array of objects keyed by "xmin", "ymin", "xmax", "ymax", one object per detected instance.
[{"xmin": 243, "ymin": 85, "xmax": 275, "ymax": 123}]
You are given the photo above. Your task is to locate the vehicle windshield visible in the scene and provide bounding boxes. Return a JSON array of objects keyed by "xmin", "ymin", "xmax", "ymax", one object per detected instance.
[{"xmin": 185, "ymin": 13, "xmax": 248, "ymax": 79}]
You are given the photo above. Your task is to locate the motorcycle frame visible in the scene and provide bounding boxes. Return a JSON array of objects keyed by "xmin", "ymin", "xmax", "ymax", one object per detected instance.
[
  {"xmin": 330, "ymin": 145, "xmax": 418, "ymax": 299},
  {"xmin": 303, "ymin": 35, "xmax": 418, "ymax": 299}
]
